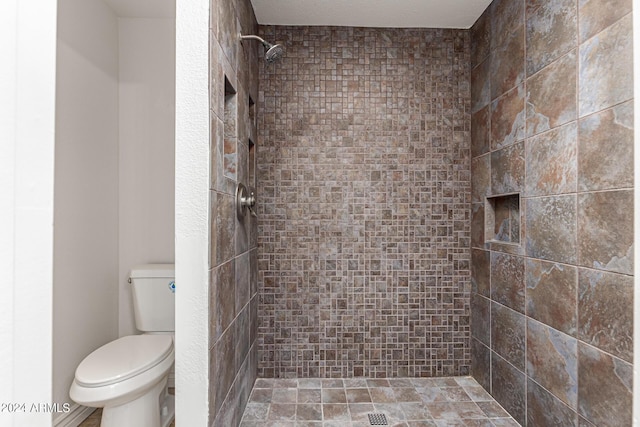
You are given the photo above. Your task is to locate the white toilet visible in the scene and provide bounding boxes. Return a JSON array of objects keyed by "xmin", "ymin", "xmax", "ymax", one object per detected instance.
[{"xmin": 70, "ymin": 264, "xmax": 176, "ymax": 427}]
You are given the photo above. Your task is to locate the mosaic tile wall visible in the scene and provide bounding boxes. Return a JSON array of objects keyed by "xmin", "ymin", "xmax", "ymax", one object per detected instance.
[
  {"xmin": 469, "ymin": 0, "xmax": 634, "ymax": 425},
  {"xmin": 209, "ymin": 0, "xmax": 260, "ymax": 425},
  {"xmin": 257, "ymin": 26, "xmax": 472, "ymax": 379}
]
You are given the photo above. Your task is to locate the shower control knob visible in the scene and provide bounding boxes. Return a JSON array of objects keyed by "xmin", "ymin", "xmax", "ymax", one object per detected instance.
[{"xmin": 236, "ymin": 183, "xmax": 258, "ymax": 219}]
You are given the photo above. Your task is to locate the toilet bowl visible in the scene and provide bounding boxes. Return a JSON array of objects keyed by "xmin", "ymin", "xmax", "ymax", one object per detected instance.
[{"xmin": 70, "ymin": 334, "xmax": 175, "ymax": 427}]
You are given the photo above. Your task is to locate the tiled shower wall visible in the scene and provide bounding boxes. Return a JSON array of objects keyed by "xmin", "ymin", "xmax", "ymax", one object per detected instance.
[
  {"xmin": 208, "ymin": 0, "xmax": 260, "ymax": 425},
  {"xmin": 257, "ymin": 26, "xmax": 472, "ymax": 379},
  {"xmin": 470, "ymin": 0, "xmax": 634, "ymax": 425}
]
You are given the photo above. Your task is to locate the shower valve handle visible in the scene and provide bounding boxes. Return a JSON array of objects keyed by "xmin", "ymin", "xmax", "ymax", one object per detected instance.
[{"xmin": 236, "ymin": 183, "xmax": 257, "ymax": 219}]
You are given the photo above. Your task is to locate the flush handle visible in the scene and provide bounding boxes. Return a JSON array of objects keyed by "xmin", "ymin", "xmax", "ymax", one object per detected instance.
[{"xmin": 236, "ymin": 183, "xmax": 257, "ymax": 219}]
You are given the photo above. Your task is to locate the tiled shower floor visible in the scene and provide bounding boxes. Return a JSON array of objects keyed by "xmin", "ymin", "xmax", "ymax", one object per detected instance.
[{"xmin": 240, "ymin": 377, "xmax": 520, "ymax": 427}]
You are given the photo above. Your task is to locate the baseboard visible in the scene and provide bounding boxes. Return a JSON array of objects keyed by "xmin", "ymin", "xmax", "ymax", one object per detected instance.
[{"xmin": 52, "ymin": 403, "xmax": 95, "ymax": 427}]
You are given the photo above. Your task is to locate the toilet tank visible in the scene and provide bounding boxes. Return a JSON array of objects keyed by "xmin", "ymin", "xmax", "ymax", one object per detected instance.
[{"xmin": 130, "ymin": 264, "xmax": 175, "ymax": 332}]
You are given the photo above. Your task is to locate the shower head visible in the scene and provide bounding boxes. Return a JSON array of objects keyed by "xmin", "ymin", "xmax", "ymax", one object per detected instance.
[
  {"xmin": 264, "ymin": 43, "xmax": 284, "ymax": 63},
  {"xmin": 240, "ymin": 34, "xmax": 285, "ymax": 63}
]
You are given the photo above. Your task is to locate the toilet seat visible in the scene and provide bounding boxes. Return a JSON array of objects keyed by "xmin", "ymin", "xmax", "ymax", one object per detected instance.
[{"xmin": 75, "ymin": 335, "xmax": 173, "ymax": 388}]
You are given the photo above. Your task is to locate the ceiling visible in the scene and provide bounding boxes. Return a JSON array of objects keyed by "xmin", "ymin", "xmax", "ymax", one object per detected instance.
[
  {"xmin": 102, "ymin": 0, "xmax": 490, "ymax": 29},
  {"xmin": 250, "ymin": 0, "xmax": 492, "ymax": 29},
  {"xmin": 102, "ymin": 0, "xmax": 175, "ymax": 18}
]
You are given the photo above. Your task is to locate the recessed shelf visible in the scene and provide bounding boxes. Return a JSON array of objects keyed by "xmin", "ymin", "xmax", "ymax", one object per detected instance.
[
  {"xmin": 223, "ymin": 76, "xmax": 237, "ymax": 180},
  {"xmin": 248, "ymin": 139, "xmax": 255, "ymax": 189},
  {"xmin": 249, "ymin": 95, "xmax": 256, "ymax": 127},
  {"xmin": 485, "ymin": 194, "xmax": 520, "ymax": 245}
]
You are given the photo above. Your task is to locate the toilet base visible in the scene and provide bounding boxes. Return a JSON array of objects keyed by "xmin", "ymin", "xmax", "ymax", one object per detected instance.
[
  {"xmin": 100, "ymin": 377, "xmax": 174, "ymax": 427},
  {"xmin": 160, "ymin": 389, "xmax": 175, "ymax": 427}
]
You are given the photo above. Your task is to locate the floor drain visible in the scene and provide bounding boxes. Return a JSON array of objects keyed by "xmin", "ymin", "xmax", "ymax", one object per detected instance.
[{"xmin": 368, "ymin": 413, "xmax": 388, "ymax": 425}]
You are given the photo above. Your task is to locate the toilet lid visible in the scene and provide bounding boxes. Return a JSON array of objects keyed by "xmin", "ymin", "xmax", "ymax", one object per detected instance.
[{"xmin": 75, "ymin": 335, "xmax": 173, "ymax": 387}]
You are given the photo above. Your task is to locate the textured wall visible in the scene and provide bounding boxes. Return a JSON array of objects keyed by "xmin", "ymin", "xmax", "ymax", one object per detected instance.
[
  {"xmin": 257, "ymin": 26, "xmax": 471, "ymax": 379},
  {"xmin": 209, "ymin": 0, "xmax": 260, "ymax": 425},
  {"xmin": 469, "ymin": 0, "xmax": 634, "ymax": 425}
]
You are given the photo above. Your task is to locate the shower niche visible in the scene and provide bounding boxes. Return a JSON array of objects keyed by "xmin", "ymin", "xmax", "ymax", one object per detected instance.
[
  {"xmin": 223, "ymin": 76, "xmax": 237, "ymax": 181},
  {"xmin": 485, "ymin": 194, "xmax": 520, "ymax": 245}
]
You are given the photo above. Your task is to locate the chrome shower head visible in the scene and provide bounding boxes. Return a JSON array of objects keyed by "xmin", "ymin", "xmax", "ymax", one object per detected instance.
[{"xmin": 240, "ymin": 34, "xmax": 285, "ymax": 63}]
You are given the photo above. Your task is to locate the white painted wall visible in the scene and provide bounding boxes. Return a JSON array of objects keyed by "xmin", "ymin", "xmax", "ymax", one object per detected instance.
[
  {"xmin": 53, "ymin": 0, "xmax": 120, "ymax": 421},
  {"xmin": 0, "ymin": 0, "xmax": 18, "ymax": 417},
  {"xmin": 175, "ymin": 0, "xmax": 211, "ymax": 424},
  {"xmin": 118, "ymin": 17, "xmax": 176, "ymax": 337},
  {"xmin": 0, "ymin": 0, "xmax": 57, "ymax": 425}
]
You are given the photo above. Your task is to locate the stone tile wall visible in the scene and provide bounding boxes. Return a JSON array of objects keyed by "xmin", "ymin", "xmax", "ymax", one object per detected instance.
[
  {"xmin": 470, "ymin": 0, "xmax": 634, "ymax": 425},
  {"xmin": 257, "ymin": 26, "xmax": 471, "ymax": 379},
  {"xmin": 209, "ymin": 0, "xmax": 260, "ymax": 425}
]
